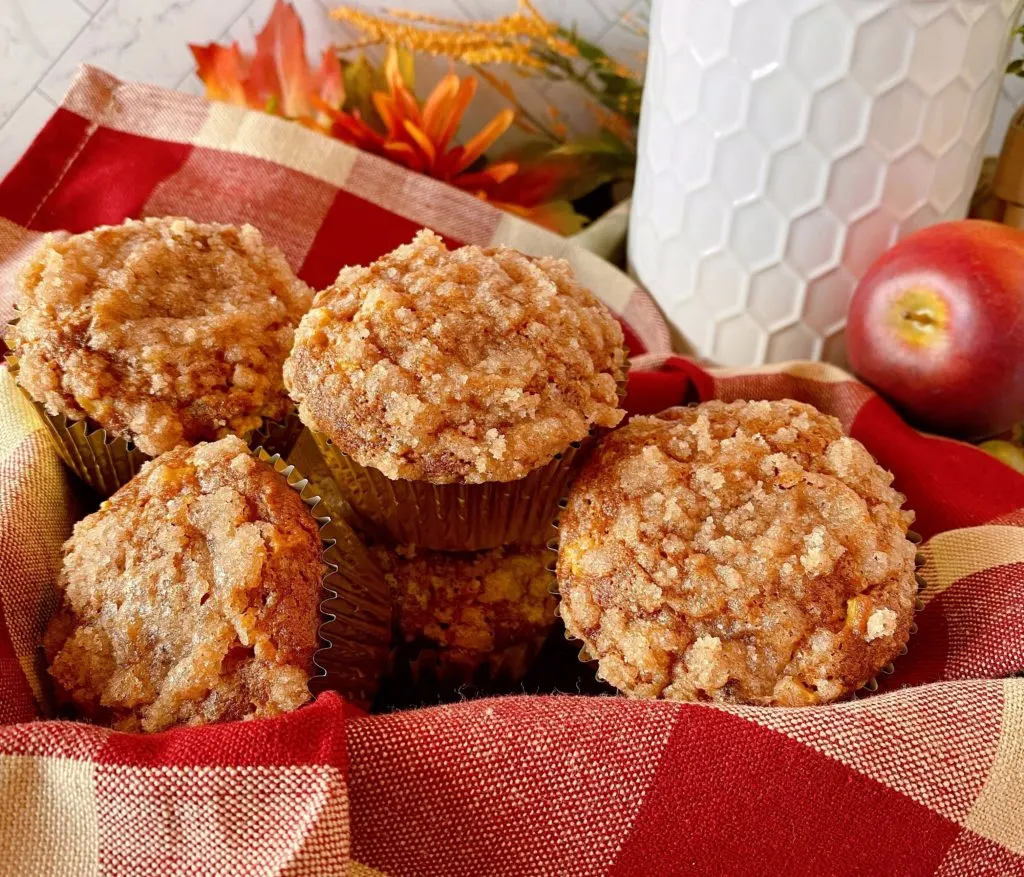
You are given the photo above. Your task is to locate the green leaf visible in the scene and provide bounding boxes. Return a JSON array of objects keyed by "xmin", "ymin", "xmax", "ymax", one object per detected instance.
[
  {"xmin": 549, "ymin": 132, "xmax": 634, "ymax": 159},
  {"xmin": 523, "ymin": 199, "xmax": 590, "ymax": 235},
  {"xmin": 558, "ymin": 25, "xmax": 606, "ymax": 64},
  {"xmin": 342, "ymin": 55, "xmax": 386, "ymax": 126},
  {"xmin": 394, "ymin": 45, "xmax": 416, "ymax": 89}
]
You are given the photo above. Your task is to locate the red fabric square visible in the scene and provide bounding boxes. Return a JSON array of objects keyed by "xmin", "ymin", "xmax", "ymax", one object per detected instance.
[
  {"xmin": 609, "ymin": 707, "xmax": 961, "ymax": 876},
  {"xmin": 26, "ymin": 127, "xmax": 191, "ymax": 233}
]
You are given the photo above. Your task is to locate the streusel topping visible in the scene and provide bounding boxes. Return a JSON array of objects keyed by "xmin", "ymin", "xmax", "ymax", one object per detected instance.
[
  {"xmin": 44, "ymin": 436, "xmax": 324, "ymax": 732},
  {"xmin": 557, "ymin": 400, "xmax": 917, "ymax": 706},
  {"xmin": 284, "ymin": 229, "xmax": 627, "ymax": 483},
  {"xmin": 375, "ymin": 544, "xmax": 556, "ymax": 661},
  {"xmin": 10, "ymin": 217, "xmax": 312, "ymax": 456}
]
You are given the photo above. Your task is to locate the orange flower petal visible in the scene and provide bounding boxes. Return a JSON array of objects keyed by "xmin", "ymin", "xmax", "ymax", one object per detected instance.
[
  {"xmin": 372, "ymin": 93, "xmax": 402, "ymax": 139},
  {"xmin": 191, "ymin": 43, "xmax": 250, "ymax": 106},
  {"xmin": 403, "ymin": 119, "xmax": 438, "ymax": 167},
  {"xmin": 435, "ymin": 77, "xmax": 477, "ymax": 154},
  {"xmin": 421, "ymin": 74, "xmax": 460, "ymax": 142},
  {"xmin": 384, "ymin": 46, "xmax": 422, "ymax": 127},
  {"xmin": 383, "ymin": 141, "xmax": 425, "ymax": 172},
  {"xmin": 251, "ymin": 0, "xmax": 316, "ymax": 118},
  {"xmin": 454, "ymin": 161, "xmax": 520, "ymax": 189},
  {"xmin": 309, "ymin": 95, "xmax": 378, "ymax": 147},
  {"xmin": 454, "ymin": 108, "xmax": 515, "ymax": 174}
]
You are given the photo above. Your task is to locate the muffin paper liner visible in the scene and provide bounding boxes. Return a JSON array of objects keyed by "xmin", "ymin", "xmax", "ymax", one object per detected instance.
[
  {"xmin": 5, "ymin": 317, "xmax": 304, "ymax": 497},
  {"xmin": 255, "ymin": 447, "xmax": 391, "ymax": 711},
  {"xmin": 310, "ymin": 429, "xmax": 596, "ymax": 551},
  {"xmin": 249, "ymin": 409, "xmax": 304, "ymax": 461}
]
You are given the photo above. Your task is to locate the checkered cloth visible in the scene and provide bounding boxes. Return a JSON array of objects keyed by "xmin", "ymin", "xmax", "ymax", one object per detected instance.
[{"xmin": 0, "ymin": 66, "xmax": 1023, "ymax": 877}]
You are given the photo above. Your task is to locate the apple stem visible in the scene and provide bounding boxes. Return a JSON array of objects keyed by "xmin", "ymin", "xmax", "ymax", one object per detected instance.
[{"xmin": 902, "ymin": 308, "xmax": 939, "ymax": 329}]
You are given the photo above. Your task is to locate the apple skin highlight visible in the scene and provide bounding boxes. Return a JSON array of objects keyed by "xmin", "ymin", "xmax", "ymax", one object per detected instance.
[{"xmin": 847, "ymin": 220, "xmax": 1024, "ymax": 439}]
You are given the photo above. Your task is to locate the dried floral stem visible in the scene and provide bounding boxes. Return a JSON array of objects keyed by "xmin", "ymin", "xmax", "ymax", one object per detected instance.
[
  {"xmin": 471, "ymin": 65, "xmax": 561, "ymax": 142},
  {"xmin": 332, "ymin": 0, "xmax": 643, "ymax": 138}
]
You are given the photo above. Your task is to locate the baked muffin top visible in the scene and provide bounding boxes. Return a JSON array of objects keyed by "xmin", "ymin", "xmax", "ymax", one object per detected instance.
[
  {"xmin": 375, "ymin": 544, "xmax": 556, "ymax": 660},
  {"xmin": 284, "ymin": 229, "xmax": 627, "ymax": 484},
  {"xmin": 557, "ymin": 399, "xmax": 917, "ymax": 706},
  {"xmin": 44, "ymin": 436, "xmax": 324, "ymax": 732},
  {"xmin": 9, "ymin": 217, "xmax": 312, "ymax": 456}
]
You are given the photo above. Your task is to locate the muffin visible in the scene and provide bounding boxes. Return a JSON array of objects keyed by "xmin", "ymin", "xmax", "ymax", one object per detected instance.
[
  {"xmin": 44, "ymin": 436, "xmax": 326, "ymax": 732},
  {"xmin": 375, "ymin": 544, "xmax": 556, "ymax": 688},
  {"xmin": 284, "ymin": 228, "xmax": 627, "ymax": 549},
  {"xmin": 7, "ymin": 217, "xmax": 312, "ymax": 491},
  {"xmin": 557, "ymin": 400, "xmax": 917, "ymax": 706}
]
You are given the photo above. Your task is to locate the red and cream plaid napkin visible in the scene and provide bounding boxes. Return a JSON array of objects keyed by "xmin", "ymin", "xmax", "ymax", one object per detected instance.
[{"xmin": 1, "ymin": 67, "xmax": 1023, "ymax": 877}]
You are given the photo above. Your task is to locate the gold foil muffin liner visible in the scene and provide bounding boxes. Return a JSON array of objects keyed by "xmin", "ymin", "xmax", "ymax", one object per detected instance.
[
  {"xmin": 249, "ymin": 409, "xmax": 304, "ymax": 461},
  {"xmin": 5, "ymin": 356, "xmax": 150, "ymax": 497},
  {"xmin": 255, "ymin": 448, "xmax": 391, "ymax": 711},
  {"xmin": 310, "ymin": 429, "xmax": 597, "ymax": 551},
  {"xmin": 5, "ymin": 317, "xmax": 306, "ymax": 497},
  {"xmin": 850, "ymin": 531, "xmax": 924, "ymax": 699}
]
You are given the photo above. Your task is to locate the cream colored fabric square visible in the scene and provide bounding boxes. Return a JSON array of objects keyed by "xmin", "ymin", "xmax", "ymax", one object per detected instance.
[
  {"xmin": 194, "ymin": 104, "xmax": 357, "ymax": 188},
  {"xmin": 966, "ymin": 681, "xmax": 1024, "ymax": 854},
  {"xmin": 919, "ymin": 526, "xmax": 1024, "ymax": 601},
  {"xmin": 0, "ymin": 755, "xmax": 99, "ymax": 877}
]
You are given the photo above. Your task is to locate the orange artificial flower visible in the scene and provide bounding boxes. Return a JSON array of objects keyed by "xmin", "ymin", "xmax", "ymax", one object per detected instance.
[
  {"xmin": 191, "ymin": 2, "xmax": 585, "ymax": 234},
  {"xmin": 318, "ymin": 48, "xmax": 517, "ymax": 191},
  {"xmin": 191, "ymin": 0, "xmax": 343, "ymax": 128}
]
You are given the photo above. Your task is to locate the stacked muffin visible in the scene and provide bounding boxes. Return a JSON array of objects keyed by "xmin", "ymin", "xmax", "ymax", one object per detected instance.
[
  {"xmin": 10, "ymin": 217, "xmax": 390, "ymax": 731},
  {"xmin": 285, "ymin": 229, "xmax": 629, "ymax": 693}
]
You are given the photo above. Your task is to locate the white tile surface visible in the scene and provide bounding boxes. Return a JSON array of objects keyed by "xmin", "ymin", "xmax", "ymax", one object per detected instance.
[
  {"xmin": 630, "ymin": 0, "xmax": 1021, "ymax": 368},
  {"xmin": 0, "ymin": 90, "xmax": 56, "ymax": 175},
  {"xmin": 0, "ymin": 0, "xmax": 90, "ymax": 125},
  {"xmin": 37, "ymin": 0, "xmax": 254, "ymax": 104}
]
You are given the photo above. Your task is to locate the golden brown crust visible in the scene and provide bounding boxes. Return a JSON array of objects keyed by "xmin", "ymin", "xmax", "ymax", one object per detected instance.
[
  {"xmin": 284, "ymin": 229, "xmax": 627, "ymax": 484},
  {"xmin": 375, "ymin": 544, "xmax": 556, "ymax": 666},
  {"xmin": 557, "ymin": 400, "xmax": 917, "ymax": 706},
  {"xmin": 10, "ymin": 217, "xmax": 313, "ymax": 456},
  {"xmin": 44, "ymin": 436, "xmax": 324, "ymax": 732}
]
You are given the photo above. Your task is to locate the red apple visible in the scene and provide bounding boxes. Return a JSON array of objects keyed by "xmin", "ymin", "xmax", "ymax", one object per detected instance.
[{"xmin": 846, "ymin": 219, "xmax": 1024, "ymax": 438}]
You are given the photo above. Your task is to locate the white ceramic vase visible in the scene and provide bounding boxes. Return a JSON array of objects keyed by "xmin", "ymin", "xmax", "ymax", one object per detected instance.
[{"xmin": 629, "ymin": 0, "xmax": 1024, "ymax": 367}]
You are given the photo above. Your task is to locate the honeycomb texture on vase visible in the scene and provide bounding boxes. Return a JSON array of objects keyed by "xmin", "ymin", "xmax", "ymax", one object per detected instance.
[{"xmin": 629, "ymin": 0, "xmax": 1023, "ymax": 367}]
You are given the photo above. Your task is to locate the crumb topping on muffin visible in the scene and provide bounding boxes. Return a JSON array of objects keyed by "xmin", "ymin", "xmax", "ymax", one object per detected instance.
[
  {"xmin": 557, "ymin": 399, "xmax": 917, "ymax": 706},
  {"xmin": 44, "ymin": 436, "xmax": 324, "ymax": 732},
  {"xmin": 9, "ymin": 217, "xmax": 312, "ymax": 456},
  {"xmin": 284, "ymin": 229, "xmax": 627, "ymax": 483},
  {"xmin": 375, "ymin": 544, "xmax": 556, "ymax": 661}
]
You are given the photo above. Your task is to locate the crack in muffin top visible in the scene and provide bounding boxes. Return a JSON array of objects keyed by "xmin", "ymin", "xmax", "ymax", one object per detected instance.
[
  {"xmin": 8, "ymin": 217, "xmax": 313, "ymax": 456},
  {"xmin": 557, "ymin": 400, "xmax": 917, "ymax": 707},
  {"xmin": 284, "ymin": 229, "xmax": 628, "ymax": 484},
  {"xmin": 43, "ymin": 436, "xmax": 325, "ymax": 733}
]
